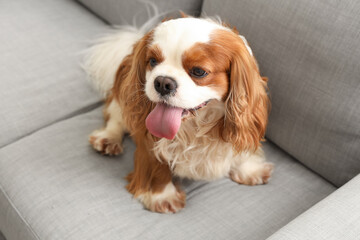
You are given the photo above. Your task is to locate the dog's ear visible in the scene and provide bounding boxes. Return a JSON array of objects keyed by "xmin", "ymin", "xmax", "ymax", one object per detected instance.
[
  {"xmin": 179, "ymin": 11, "xmax": 189, "ymax": 18},
  {"xmin": 221, "ymin": 36, "xmax": 269, "ymax": 153},
  {"xmin": 114, "ymin": 31, "xmax": 154, "ymax": 135},
  {"xmin": 161, "ymin": 17, "xmax": 173, "ymax": 22},
  {"xmin": 162, "ymin": 11, "xmax": 189, "ymax": 23}
]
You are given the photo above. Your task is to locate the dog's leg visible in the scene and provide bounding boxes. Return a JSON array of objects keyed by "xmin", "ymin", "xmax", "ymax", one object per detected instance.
[
  {"xmin": 89, "ymin": 97, "xmax": 126, "ymax": 155},
  {"xmin": 126, "ymin": 139, "xmax": 186, "ymax": 213},
  {"xmin": 229, "ymin": 148, "xmax": 274, "ymax": 185}
]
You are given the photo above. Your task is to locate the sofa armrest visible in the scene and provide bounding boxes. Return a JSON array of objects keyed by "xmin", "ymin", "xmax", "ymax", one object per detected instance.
[{"xmin": 267, "ymin": 174, "xmax": 360, "ymax": 240}]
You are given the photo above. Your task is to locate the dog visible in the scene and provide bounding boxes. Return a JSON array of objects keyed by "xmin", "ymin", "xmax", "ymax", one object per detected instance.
[{"xmin": 86, "ymin": 15, "xmax": 273, "ymax": 213}]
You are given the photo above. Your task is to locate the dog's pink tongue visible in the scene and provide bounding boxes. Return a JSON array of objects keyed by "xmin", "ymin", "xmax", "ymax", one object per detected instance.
[{"xmin": 145, "ymin": 103, "xmax": 183, "ymax": 140}]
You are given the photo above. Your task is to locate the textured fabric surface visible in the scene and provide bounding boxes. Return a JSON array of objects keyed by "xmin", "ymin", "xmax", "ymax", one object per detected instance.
[
  {"xmin": 0, "ymin": 190, "xmax": 37, "ymax": 240},
  {"xmin": 267, "ymin": 174, "xmax": 360, "ymax": 240},
  {"xmin": 0, "ymin": 0, "xmax": 110, "ymax": 148},
  {"xmin": 202, "ymin": 0, "xmax": 360, "ymax": 187},
  {"xmin": 77, "ymin": 0, "xmax": 203, "ymax": 26},
  {"xmin": 0, "ymin": 107, "xmax": 335, "ymax": 240},
  {"xmin": 0, "ymin": 232, "xmax": 6, "ymax": 240}
]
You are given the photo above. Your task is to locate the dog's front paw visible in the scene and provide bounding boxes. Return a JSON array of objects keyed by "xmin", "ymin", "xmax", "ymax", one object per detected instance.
[
  {"xmin": 230, "ymin": 162, "xmax": 273, "ymax": 186},
  {"xmin": 89, "ymin": 129, "xmax": 123, "ymax": 156},
  {"xmin": 138, "ymin": 183, "xmax": 186, "ymax": 213}
]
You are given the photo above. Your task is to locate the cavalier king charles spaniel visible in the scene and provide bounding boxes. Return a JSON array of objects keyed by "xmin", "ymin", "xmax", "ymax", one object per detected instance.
[{"xmin": 86, "ymin": 15, "xmax": 273, "ymax": 213}]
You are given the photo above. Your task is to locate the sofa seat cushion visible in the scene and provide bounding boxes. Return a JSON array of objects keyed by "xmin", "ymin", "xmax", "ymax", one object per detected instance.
[
  {"xmin": 0, "ymin": 0, "xmax": 110, "ymax": 148},
  {"xmin": 0, "ymin": 108, "xmax": 335, "ymax": 240},
  {"xmin": 202, "ymin": 0, "xmax": 360, "ymax": 187}
]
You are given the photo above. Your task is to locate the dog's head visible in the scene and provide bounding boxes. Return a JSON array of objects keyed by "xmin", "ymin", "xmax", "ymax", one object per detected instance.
[{"xmin": 119, "ymin": 17, "xmax": 269, "ymax": 152}]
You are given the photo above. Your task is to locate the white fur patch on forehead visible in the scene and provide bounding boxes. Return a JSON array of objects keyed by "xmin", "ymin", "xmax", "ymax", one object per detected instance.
[{"xmin": 152, "ymin": 18, "xmax": 224, "ymax": 59}]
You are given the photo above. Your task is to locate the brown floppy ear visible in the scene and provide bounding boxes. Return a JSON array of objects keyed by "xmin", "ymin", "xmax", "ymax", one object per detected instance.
[
  {"xmin": 221, "ymin": 37, "xmax": 269, "ymax": 153},
  {"xmin": 113, "ymin": 31, "xmax": 154, "ymax": 135}
]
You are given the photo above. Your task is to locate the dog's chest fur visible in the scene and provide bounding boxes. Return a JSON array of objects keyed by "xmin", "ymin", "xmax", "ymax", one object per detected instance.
[{"xmin": 153, "ymin": 101, "xmax": 237, "ymax": 180}]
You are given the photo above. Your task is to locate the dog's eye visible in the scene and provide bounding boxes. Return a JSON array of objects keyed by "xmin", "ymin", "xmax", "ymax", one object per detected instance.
[
  {"xmin": 149, "ymin": 58, "xmax": 158, "ymax": 67},
  {"xmin": 190, "ymin": 67, "xmax": 208, "ymax": 78}
]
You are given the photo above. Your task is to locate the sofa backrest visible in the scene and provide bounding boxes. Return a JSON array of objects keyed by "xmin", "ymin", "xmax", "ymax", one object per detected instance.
[
  {"xmin": 202, "ymin": 0, "xmax": 360, "ymax": 186},
  {"xmin": 77, "ymin": 0, "xmax": 203, "ymax": 26}
]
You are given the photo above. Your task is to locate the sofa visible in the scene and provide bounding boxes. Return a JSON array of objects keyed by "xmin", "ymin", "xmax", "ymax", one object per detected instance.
[{"xmin": 1, "ymin": 0, "xmax": 359, "ymax": 239}]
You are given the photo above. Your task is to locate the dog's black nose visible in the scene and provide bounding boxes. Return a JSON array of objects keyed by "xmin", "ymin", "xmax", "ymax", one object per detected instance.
[{"xmin": 154, "ymin": 76, "xmax": 177, "ymax": 96}]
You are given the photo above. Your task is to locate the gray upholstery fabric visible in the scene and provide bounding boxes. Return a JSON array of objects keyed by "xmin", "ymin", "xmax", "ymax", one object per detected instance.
[
  {"xmin": 0, "ymin": 0, "xmax": 109, "ymax": 148},
  {"xmin": 0, "ymin": 107, "xmax": 335, "ymax": 240},
  {"xmin": 0, "ymin": 232, "xmax": 6, "ymax": 240},
  {"xmin": 0, "ymin": 190, "xmax": 36, "ymax": 240},
  {"xmin": 202, "ymin": 0, "xmax": 360, "ymax": 187},
  {"xmin": 267, "ymin": 174, "xmax": 360, "ymax": 240},
  {"xmin": 77, "ymin": 0, "xmax": 203, "ymax": 26}
]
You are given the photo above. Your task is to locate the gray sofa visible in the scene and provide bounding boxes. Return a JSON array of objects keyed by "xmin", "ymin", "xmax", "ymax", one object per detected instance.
[{"xmin": 1, "ymin": 0, "xmax": 359, "ymax": 239}]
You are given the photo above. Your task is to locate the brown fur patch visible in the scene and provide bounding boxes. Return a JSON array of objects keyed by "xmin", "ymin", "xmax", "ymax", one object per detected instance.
[
  {"xmin": 207, "ymin": 29, "xmax": 270, "ymax": 153},
  {"xmin": 111, "ymin": 31, "xmax": 174, "ymax": 197},
  {"xmin": 126, "ymin": 135, "xmax": 173, "ymax": 196},
  {"xmin": 146, "ymin": 45, "xmax": 165, "ymax": 71},
  {"xmin": 182, "ymin": 42, "xmax": 230, "ymax": 97}
]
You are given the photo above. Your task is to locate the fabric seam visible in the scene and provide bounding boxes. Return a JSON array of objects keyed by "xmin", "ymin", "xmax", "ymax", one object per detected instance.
[
  {"xmin": 1, "ymin": 101, "xmax": 103, "ymax": 150},
  {"xmin": 0, "ymin": 183, "xmax": 41, "ymax": 240}
]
